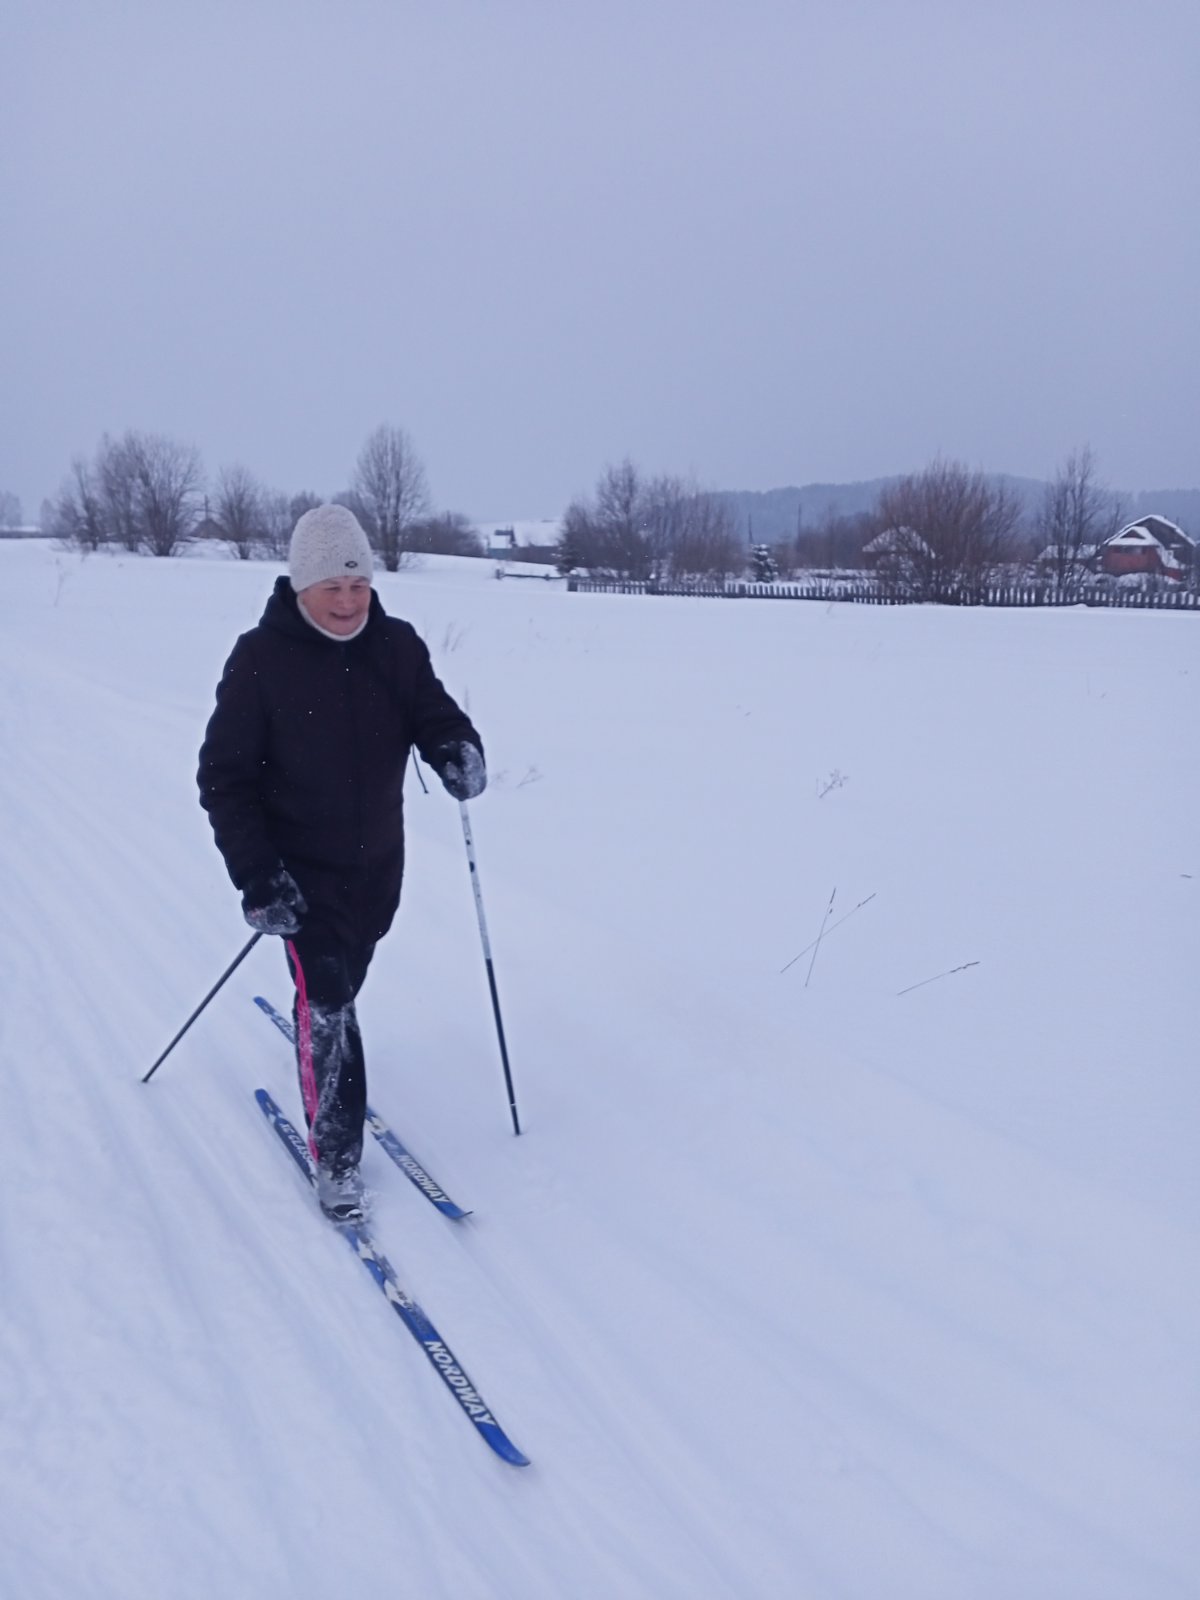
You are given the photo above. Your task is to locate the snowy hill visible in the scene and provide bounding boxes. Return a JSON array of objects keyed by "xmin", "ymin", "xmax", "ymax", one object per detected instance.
[{"xmin": 1, "ymin": 540, "xmax": 1196, "ymax": 1599}]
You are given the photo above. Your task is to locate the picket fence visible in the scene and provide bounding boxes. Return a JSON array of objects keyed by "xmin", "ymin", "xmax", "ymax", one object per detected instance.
[{"xmin": 566, "ymin": 579, "xmax": 1200, "ymax": 611}]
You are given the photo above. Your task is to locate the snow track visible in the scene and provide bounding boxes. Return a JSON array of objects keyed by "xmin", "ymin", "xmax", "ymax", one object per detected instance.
[{"xmin": 2, "ymin": 545, "xmax": 1196, "ymax": 1599}]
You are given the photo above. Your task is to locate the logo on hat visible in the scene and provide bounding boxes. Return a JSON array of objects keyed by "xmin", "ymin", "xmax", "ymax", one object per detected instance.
[{"xmin": 345, "ymin": 560, "xmax": 359, "ymax": 568}]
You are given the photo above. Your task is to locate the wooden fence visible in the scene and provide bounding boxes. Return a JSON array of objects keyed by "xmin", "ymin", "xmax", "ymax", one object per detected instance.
[{"xmin": 566, "ymin": 579, "xmax": 1200, "ymax": 611}]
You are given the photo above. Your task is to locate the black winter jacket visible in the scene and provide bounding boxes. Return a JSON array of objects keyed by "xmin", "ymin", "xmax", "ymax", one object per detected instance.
[{"xmin": 198, "ymin": 578, "xmax": 481, "ymax": 896}]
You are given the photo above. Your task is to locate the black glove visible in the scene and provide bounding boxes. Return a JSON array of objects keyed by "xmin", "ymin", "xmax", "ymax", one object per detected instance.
[
  {"xmin": 432, "ymin": 740, "xmax": 486, "ymax": 802},
  {"xmin": 241, "ymin": 866, "xmax": 307, "ymax": 937}
]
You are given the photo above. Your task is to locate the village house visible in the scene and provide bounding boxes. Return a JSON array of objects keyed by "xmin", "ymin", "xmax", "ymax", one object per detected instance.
[
  {"xmin": 1098, "ymin": 516, "xmax": 1195, "ymax": 581},
  {"xmin": 862, "ymin": 526, "xmax": 932, "ymax": 581}
]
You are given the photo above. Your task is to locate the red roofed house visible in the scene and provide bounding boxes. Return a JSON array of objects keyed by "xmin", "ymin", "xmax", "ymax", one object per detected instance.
[{"xmin": 1098, "ymin": 516, "xmax": 1195, "ymax": 581}]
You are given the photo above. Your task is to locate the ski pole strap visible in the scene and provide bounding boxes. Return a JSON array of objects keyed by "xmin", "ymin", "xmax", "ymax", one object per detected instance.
[{"xmin": 287, "ymin": 939, "xmax": 320, "ymax": 1163}]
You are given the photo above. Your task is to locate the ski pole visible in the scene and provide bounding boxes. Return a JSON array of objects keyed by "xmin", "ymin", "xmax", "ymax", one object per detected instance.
[
  {"xmin": 142, "ymin": 932, "xmax": 263, "ymax": 1083},
  {"xmin": 458, "ymin": 800, "xmax": 521, "ymax": 1135}
]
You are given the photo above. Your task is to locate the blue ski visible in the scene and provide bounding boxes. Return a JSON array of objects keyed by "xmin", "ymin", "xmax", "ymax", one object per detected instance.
[
  {"xmin": 253, "ymin": 995, "xmax": 471, "ymax": 1220},
  {"xmin": 256, "ymin": 1089, "xmax": 528, "ymax": 1467}
]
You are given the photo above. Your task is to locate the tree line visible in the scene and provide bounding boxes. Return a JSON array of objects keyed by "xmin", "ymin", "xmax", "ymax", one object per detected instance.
[
  {"xmin": 46, "ymin": 425, "xmax": 482, "ymax": 568},
  {"xmin": 551, "ymin": 447, "xmax": 1136, "ymax": 598},
  {"xmin": 42, "ymin": 426, "xmax": 751, "ymax": 581},
  {"xmin": 37, "ymin": 425, "xmax": 1153, "ymax": 597},
  {"xmin": 554, "ymin": 462, "xmax": 744, "ymax": 583}
]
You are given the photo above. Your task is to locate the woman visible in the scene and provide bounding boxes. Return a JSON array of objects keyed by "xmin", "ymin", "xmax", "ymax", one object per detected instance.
[{"xmin": 198, "ymin": 503, "xmax": 484, "ymax": 1222}]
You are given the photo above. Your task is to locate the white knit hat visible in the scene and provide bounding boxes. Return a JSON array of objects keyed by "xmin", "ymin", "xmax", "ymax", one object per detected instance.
[{"xmin": 288, "ymin": 504, "xmax": 374, "ymax": 592}]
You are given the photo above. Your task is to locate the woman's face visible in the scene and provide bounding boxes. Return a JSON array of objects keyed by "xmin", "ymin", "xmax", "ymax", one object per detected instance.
[{"xmin": 299, "ymin": 577, "xmax": 372, "ymax": 635}]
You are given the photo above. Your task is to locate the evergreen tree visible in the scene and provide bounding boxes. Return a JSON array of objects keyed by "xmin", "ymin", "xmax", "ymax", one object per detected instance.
[
  {"xmin": 750, "ymin": 543, "xmax": 778, "ymax": 582},
  {"xmin": 554, "ymin": 520, "xmax": 586, "ymax": 576}
]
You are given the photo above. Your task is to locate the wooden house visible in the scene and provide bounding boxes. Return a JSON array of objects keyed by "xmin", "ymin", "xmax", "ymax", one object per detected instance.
[{"xmin": 1098, "ymin": 516, "xmax": 1194, "ymax": 581}]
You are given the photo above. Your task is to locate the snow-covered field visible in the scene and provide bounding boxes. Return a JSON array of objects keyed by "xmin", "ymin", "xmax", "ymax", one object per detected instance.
[{"xmin": 1, "ymin": 538, "xmax": 1196, "ymax": 1599}]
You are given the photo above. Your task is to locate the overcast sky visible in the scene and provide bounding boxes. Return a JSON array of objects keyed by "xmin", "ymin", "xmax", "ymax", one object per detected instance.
[{"xmin": 3, "ymin": 0, "xmax": 1198, "ymax": 522}]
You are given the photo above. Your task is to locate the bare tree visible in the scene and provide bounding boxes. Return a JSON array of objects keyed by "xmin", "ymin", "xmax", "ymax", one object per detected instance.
[
  {"xmin": 51, "ymin": 458, "xmax": 105, "ymax": 550},
  {"xmin": 352, "ymin": 424, "xmax": 431, "ymax": 571},
  {"xmin": 214, "ymin": 464, "xmax": 267, "ymax": 560},
  {"xmin": 0, "ymin": 491, "xmax": 22, "ymax": 529},
  {"xmin": 559, "ymin": 462, "xmax": 659, "ymax": 582},
  {"xmin": 407, "ymin": 512, "xmax": 484, "ymax": 556},
  {"xmin": 71, "ymin": 431, "xmax": 202, "ymax": 556},
  {"xmin": 96, "ymin": 434, "xmax": 142, "ymax": 551},
  {"xmin": 128, "ymin": 433, "xmax": 203, "ymax": 556},
  {"xmin": 874, "ymin": 459, "xmax": 1023, "ymax": 599},
  {"xmin": 795, "ymin": 507, "xmax": 875, "ymax": 572},
  {"xmin": 770, "ymin": 538, "xmax": 801, "ymax": 580},
  {"xmin": 593, "ymin": 458, "xmax": 654, "ymax": 580},
  {"xmin": 656, "ymin": 478, "xmax": 743, "ymax": 581},
  {"xmin": 557, "ymin": 460, "xmax": 739, "ymax": 583},
  {"xmin": 259, "ymin": 490, "xmax": 322, "ymax": 559},
  {"xmin": 259, "ymin": 493, "xmax": 291, "ymax": 559},
  {"xmin": 1035, "ymin": 446, "xmax": 1122, "ymax": 596}
]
